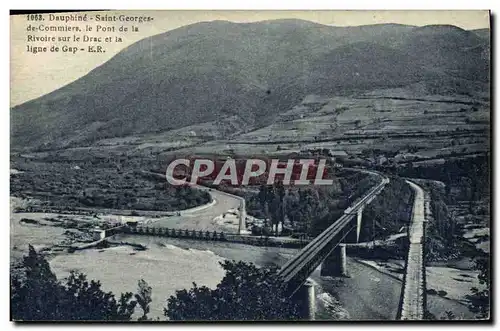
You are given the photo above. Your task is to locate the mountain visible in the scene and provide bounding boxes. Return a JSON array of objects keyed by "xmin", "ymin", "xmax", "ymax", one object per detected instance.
[
  {"xmin": 306, "ymin": 42, "xmax": 432, "ymax": 95},
  {"xmin": 11, "ymin": 19, "xmax": 490, "ymax": 150},
  {"xmin": 402, "ymin": 25, "xmax": 489, "ymax": 82},
  {"xmin": 472, "ymin": 28, "xmax": 490, "ymax": 41}
]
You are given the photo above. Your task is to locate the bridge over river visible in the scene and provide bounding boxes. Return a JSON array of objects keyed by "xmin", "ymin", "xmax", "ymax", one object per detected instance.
[{"xmin": 277, "ymin": 174, "xmax": 428, "ymax": 321}]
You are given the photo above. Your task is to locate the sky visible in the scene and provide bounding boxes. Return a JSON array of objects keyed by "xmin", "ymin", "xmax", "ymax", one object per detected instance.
[{"xmin": 10, "ymin": 10, "xmax": 490, "ymax": 106}]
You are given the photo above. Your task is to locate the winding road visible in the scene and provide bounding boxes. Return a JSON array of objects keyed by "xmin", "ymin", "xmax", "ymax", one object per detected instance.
[
  {"xmin": 142, "ymin": 172, "xmax": 244, "ymax": 232},
  {"xmin": 142, "ymin": 167, "xmax": 382, "ymax": 234}
]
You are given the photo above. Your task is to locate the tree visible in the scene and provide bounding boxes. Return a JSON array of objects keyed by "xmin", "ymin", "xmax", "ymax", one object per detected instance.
[
  {"xmin": 257, "ymin": 184, "xmax": 269, "ymax": 217},
  {"xmin": 135, "ymin": 279, "xmax": 153, "ymax": 321},
  {"xmin": 11, "ymin": 245, "xmax": 137, "ymax": 321},
  {"xmin": 11, "ymin": 245, "xmax": 60, "ymax": 320},
  {"xmin": 466, "ymin": 256, "xmax": 490, "ymax": 319},
  {"xmin": 61, "ymin": 271, "xmax": 137, "ymax": 321},
  {"xmin": 165, "ymin": 260, "xmax": 301, "ymax": 321},
  {"xmin": 275, "ymin": 180, "xmax": 286, "ymax": 233},
  {"xmin": 257, "ymin": 183, "xmax": 286, "ymax": 236}
]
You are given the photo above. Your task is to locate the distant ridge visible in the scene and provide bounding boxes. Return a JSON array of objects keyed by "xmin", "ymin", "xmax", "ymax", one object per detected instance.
[{"xmin": 11, "ymin": 20, "xmax": 490, "ymax": 150}]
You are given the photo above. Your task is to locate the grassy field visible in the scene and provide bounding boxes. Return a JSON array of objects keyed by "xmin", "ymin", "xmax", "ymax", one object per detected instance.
[
  {"xmin": 10, "ymin": 157, "xmax": 211, "ymax": 213},
  {"xmin": 19, "ymin": 87, "xmax": 488, "ymax": 170}
]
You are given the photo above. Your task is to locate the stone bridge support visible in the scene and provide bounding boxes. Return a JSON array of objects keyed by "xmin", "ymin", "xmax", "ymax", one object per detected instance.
[
  {"xmin": 320, "ymin": 244, "xmax": 347, "ymax": 277},
  {"xmin": 293, "ymin": 280, "xmax": 316, "ymax": 320},
  {"xmin": 356, "ymin": 206, "xmax": 364, "ymax": 243},
  {"xmin": 238, "ymin": 200, "xmax": 246, "ymax": 235}
]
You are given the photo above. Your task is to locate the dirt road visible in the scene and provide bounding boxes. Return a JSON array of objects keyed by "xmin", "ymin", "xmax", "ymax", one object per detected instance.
[{"xmin": 146, "ymin": 188, "xmax": 243, "ymax": 232}]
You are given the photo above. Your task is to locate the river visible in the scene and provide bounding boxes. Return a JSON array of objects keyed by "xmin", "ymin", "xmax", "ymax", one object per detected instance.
[{"xmin": 47, "ymin": 234, "xmax": 407, "ymax": 320}]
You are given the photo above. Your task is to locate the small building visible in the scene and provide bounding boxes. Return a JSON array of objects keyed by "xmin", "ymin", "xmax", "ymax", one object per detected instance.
[
  {"xmin": 125, "ymin": 220, "xmax": 138, "ymax": 228},
  {"xmin": 92, "ymin": 227, "xmax": 106, "ymax": 241},
  {"xmin": 328, "ymin": 150, "xmax": 348, "ymax": 157},
  {"xmin": 120, "ymin": 216, "xmax": 139, "ymax": 227}
]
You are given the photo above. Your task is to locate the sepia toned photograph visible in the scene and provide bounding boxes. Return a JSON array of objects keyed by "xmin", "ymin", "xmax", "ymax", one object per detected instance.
[{"xmin": 9, "ymin": 9, "xmax": 491, "ymax": 322}]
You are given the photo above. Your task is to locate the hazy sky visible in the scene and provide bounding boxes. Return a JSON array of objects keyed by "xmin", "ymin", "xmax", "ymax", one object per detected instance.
[{"xmin": 10, "ymin": 10, "xmax": 490, "ymax": 106}]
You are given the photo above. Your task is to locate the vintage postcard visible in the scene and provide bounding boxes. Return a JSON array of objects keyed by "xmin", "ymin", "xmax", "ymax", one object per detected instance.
[{"xmin": 10, "ymin": 10, "xmax": 491, "ymax": 322}]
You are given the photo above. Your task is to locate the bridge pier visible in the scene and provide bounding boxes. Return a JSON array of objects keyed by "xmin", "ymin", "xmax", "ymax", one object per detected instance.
[
  {"xmin": 238, "ymin": 200, "xmax": 246, "ymax": 235},
  {"xmin": 320, "ymin": 244, "xmax": 347, "ymax": 277},
  {"xmin": 356, "ymin": 207, "xmax": 364, "ymax": 243},
  {"xmin": 293, "ymin": 280, "xmax": 316, "ymax": 320}
]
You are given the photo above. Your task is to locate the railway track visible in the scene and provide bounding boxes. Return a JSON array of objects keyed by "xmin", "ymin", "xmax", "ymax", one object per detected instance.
[{"xmin": 278, "ymin": 170, "xmax": 389, "ymax": 294}]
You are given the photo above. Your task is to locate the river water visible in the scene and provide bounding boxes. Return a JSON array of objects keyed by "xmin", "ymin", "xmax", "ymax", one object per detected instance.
[
  {"xmin": 49, "ymin": 234, "xmax": 474, "ymax": 320},
  {"xmin": 49, "ymin": 234, "xmax": 349, "ymax": 320}
]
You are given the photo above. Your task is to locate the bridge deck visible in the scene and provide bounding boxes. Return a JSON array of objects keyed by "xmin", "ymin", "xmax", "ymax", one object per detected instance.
[
  {"xmin": 400, "ymin": 180, "xmax": 426, "ymax": 320},
  {"xmin": 278, "ymin": 171, "xmax": 388, "ymax": 295}
]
